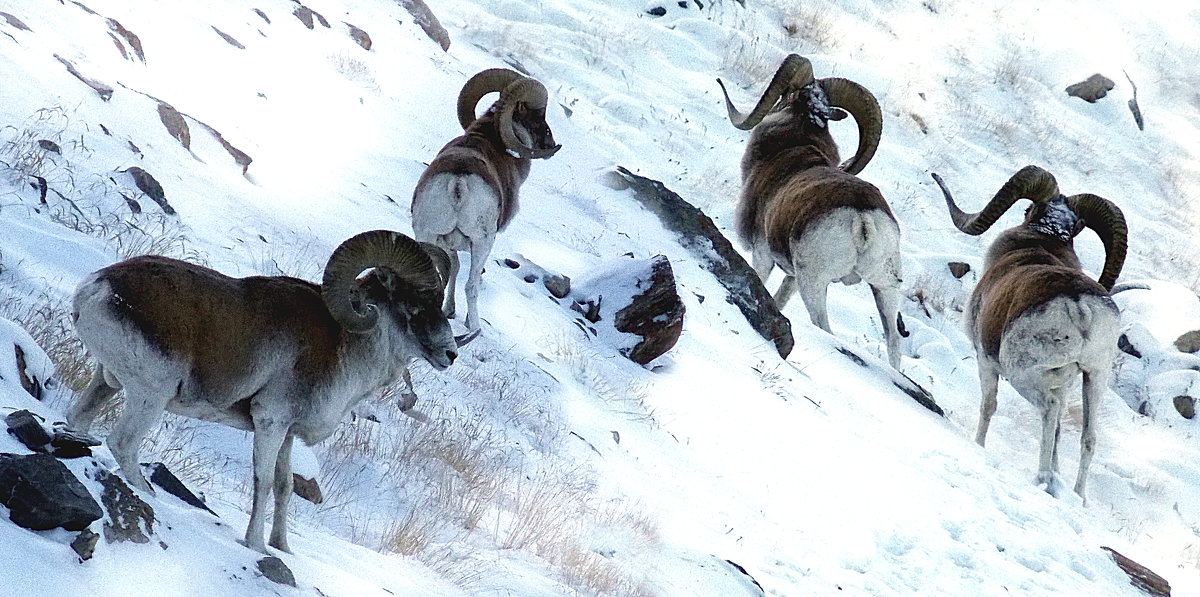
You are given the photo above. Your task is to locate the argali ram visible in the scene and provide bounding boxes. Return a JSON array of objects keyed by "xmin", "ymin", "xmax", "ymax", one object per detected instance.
[
  {"xmin": 67, "ymin": 231, "xmax": 476, "ymax": 553},
  {"xmin": 412, "ymin": 68, "xmax": 560, "ymax": 331},
  {"xmin": 933, "ymin": 166, "xmax": 1127, "ymax": 500},
  {"xmin": 718, "ymin": 54, "xmax": 904, "ymax": 370}
]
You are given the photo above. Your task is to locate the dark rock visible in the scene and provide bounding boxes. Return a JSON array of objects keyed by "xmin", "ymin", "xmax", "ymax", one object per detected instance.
[
  {"xmin": 36, "ymin": 139, "xmax": 61, "ymax": 154},
  {"xmin": 49, "ymin": 425, "xmax": 100, "ymax": 459},
  {"xmin": 6, "ymin": 410, "xmax": 52, "ymax": 451},
  {"xmin": 125, "ymin": 167, "xmax": 174, "ymax": 215},
  {"xmin": 293, "ymin": 5, "xmax": 316, "ymax": 29},
  {"xmin": 253, "ymin": 8, "xmax": 270, "ymax": 24},
  {"xmin": 723, "ymin": 559, "xmax": 765, "ymax": 594},
  {"xmin": 1125, "ymin": 70, "xmax": 1145, "ymax": 131},
  {"xmin": 1174, "ymin": 330, "xmax": 1200, "ymax": 353},
  {"xmin": 71, "ymin": 529, "xmax": 99, "ymax": 561},
  {"xmin": 108, "ymin": 32, "xmax": 129, "ymax": 60},
  {"xmin": 1101, "ymin": 546, "xmax": 1170, "ymax": 597},
  {"xmin": 948, "ymin": 261, "xmax": 971, "ymax": 279},
  {"xmin": 835, "ymin": 347, "xmax": 944, "ymax": 416},
  {"xmin": 614, "ymin": 167, "xmax": 793, "ymax": 358},
  {"xmin": 106, "ymin": 18, "xmax": 144, "ymax": 62},
  {"xmin": 144, "ymin": 462, "xmax": 215, "ymax": 515},
  {"xmin": 156, "ymin": 102, "xmax": 191, "ymax": 150},
  {"xmin": 195, "ymin": 121, "xmax": 253, "ymax": 173},
  {"xmin": 212, "ymin": 26, "xmax": 245, "ymax": 50},
  {"xmin": 398, "ymin": 0, "xmax": 450, "ymax": 51},
  {"xmin": 258, "ymin": 556, "xmax": 297, "ymax": 587},
  {"xmin": 0, "ymin": 11, "xmax": 32, "ymax": 31},
  {"xmin": 0, "ymin": 453, "xmax": 102, "ymax": 531},
  {"xmin": 54, "ymin": 55, "xmax": 113, "ymax": 100},
  {"xmin": 1118, "ymin": 333, "xmax": 1142, "ymax": 358},
  {"xmin": 292, "ymin": 473, "xmax": 323, "ymax": 505},
  {"xmin": 647, "ymin": 7, "xmax": 667, "ymax": 16},
  {"xmin": 1065, "ymin": 74, "xmax": 1115, "ymax": 104},
  {"xmin": 678, "ymin": 1, "xmax": 688, "ymax": 7},
  {"xmin": 97, "ymin": 469, "xmax": 155, "ymax": 544},
  {"xmin": 1174, "ymin": 395, "xmax": 1196, "ymax": 420},
  {"xmin": 614, "ymin": 255, "xmax": 686, "ymax": 364},
  {"xmin": 544, "ymin": 274, "xmax": 571, "ymax": 299},
  {"xmin": 345, "ymin": 23, "xmax": 372, "ymax": 50}
]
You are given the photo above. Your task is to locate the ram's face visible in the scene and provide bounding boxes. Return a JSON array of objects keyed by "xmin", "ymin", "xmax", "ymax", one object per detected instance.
[
  {"xmin": 512, "ymin": 104, "xmax": 560, "ymax": 158},
  {"xmin": 362, "ymin": 270, "xmax": 457, "ymax": 370}
]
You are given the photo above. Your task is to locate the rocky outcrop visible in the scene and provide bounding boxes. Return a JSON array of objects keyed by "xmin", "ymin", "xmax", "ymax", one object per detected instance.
[
  {"xmin": 611, "ymin": 167, "xmax": 793, "ymax": 358},
  {"xmin": 613, "ymin": 256, "xmax": 686, "ymax": 364}
]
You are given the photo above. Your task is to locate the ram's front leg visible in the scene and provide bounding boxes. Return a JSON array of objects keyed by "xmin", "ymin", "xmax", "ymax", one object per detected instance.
[{"xmin": 245, "ymin": 415, "xmax": 289, "ymax": 553}]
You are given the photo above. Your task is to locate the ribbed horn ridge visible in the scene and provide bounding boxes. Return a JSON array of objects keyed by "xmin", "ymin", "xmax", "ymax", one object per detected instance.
[
  {"xmin": 495, "ymin": 78, "xmax": 557, "ymax": 159},
  {"xmin": 820, "ymin": 77, "xmax": 882, "ymax": 175},
  {"xmin": 457, "ymin": 68, "xmax": 526, "ymax": 129},
  {"xmin": 717, "ymin": 54, "xmax": 815, "ymax": 130},
  {"xmin": 419, "ymin": 242, "xmax": 452, "ymax": 292},
  {"xmin": 1066, "ymin": 193, "xmax": 1128, "ymax": 290},
  {"xmin": 322, "ymin": 231, "xmax": 442, "ymax": 333},
  {"xmin": 934, "ymin": 165, "xmax": 1060, "ymax": 235}
]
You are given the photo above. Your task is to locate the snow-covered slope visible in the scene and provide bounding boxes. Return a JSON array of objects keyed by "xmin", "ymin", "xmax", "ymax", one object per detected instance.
[{"xmin": 1, "ymin": 0, "xmax": 1198, "ymax": 595}]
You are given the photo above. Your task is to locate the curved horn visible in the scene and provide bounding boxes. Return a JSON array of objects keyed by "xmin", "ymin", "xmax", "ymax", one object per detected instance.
[
  {"xmin": 457, "ymin": 68, "xmax": 525, "ymax": 129},
  {"xmin": 419, "ymin": 242, "xmax": 452, "ymax": 292},
  {"xmin": 932, "ymin": 165, "xmax": 1060, "ymax": 235},
  {"xmin": 495, "ymin": 78, "xmax": 558, "ymax": 159},
  {"xmin": 819, "ymin": 77, "xmax": 883, "ymax": 175},
  {"xmin": 322, "ymin": 230, "xmax": 442, "ymax": 333},
  {"xmin": 1066, "ymin": 193, "xmax": 1128, "ymax": 290},
  {"xmin": 717, "ymin": 54, "xmax": 815, "ymax": 130}
]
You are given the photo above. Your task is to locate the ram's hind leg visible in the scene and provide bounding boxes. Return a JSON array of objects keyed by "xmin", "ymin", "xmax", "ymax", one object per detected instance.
[
  {"xmin": 1034, "ymin": 387, "xmax": 1068, "ymax": 497},
  {"xmin": 974, "ymin": 356, "xmax": 1000, "ymax": 446},
  {"xmin": 464, "ymin": 234, "xmax": 495, "ymax": 331},
  {"xmin": 269, "ymin": 433, "xmax": 295, "ymax": 552},
  {"xmin": 67, "ymin": 364, "xmax": 120, "ymax": 432},
  {"xmin": 870, "ymin": 283, "xmax": 902, "ymax": 370},
  {"xmin": 442, "ymin": 248, "xmax": 460, "ymax": 320},
  {"xmin": 107, "ymin": 380, "xmax": 172, "ymax": 493},
  {"xmin": 1075, "ymin": 367, "xmax": 1108, "ymax": 501}
]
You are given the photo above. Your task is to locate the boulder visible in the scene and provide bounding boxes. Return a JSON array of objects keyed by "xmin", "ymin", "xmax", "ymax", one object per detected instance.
[
  {"xmin": 572, "ymin": 256, "xmax": 685, "ymax": 365},
  {"xmin": 612, "ymin": 168, "xmax": 793, "ymax": 358},
  {"xmin": 1174, "ymin": 395, "xmax": 1196, "ymax": 420},
  {"xmin": 1065, "ymin": 74, "xmax": 1115, "ymax": 103},
  {"xmin": 97, "ymin": 469, "xmax": 155, "ymax": 544},
  {"xmin": 613, "ymin": 256, "xmax": 686, "ymax": 364},
  {"xmin": 398, "ymin": 0, "xmax": 450, "ymax": 51},
  {"xmin": 292, "ymin": 473, "xmax": 323, "ymax": 505},
  {"xmin": 0, "ymin": 452, "xmax": 102, "ymax": 531}
]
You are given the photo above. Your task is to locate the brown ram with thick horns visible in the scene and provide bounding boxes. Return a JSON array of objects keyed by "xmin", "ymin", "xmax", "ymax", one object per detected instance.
[
  {"xmin": 719, "ymin": 54, "xmax": 904, "ymax": 370},
  {"xmin": 412, "ymin": 68, "xmax": 560, "ymax": 332},
  {"xmin": 932, "ymin": 165, "xmax": 1127, "ymax": 501},
  {"xmin": 67, "ymin": 230, "xmax": 477, "ymax": 553}
]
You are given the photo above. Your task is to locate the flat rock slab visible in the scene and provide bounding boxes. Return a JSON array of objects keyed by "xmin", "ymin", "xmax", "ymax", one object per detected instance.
[
  {"xmin": 97, "ymin": 469, "xmax": 155, "ymax": 544},
  {"xmin": 258, "ymin": 556, "xmax": 297, "ymax": 587},
  {"xmin": 144, "ymin": 462, "xmax": 215, "ymax": 515},
  {"xmin": 0, "ymin": 452, "xmax": 102, "ymax": 531}
]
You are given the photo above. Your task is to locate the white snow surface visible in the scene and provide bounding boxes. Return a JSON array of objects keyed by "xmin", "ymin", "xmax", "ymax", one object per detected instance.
[{"xmin": 0, "ymin": 0, "xmax": 1197, "ymax": 595}]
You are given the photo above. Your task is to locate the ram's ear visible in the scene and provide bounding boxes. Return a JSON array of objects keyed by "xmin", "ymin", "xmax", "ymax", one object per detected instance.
[{"xmin": 829, "ymin": 108, "xmax": 849, "ymax": 121}]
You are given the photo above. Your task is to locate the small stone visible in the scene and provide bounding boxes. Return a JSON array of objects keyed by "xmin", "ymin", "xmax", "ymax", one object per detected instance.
[
  {"xmin": 258, "ymin": 556, "xmax": 297, "ymax": 587},
  {"xmin": 345, "ymin": 23, "xmax": 371, "ymax": 50},
  {"xmin": 1174, "ymin": 330, "xmax": 1200, "ymax": 353},
  {"xmin": 647, "ymin": 7, "xmax": 667, "ymax": 16},
  {"xmin": 1118, "ymin": 333, "xmax": 1142, "ymax": 358},
  {"xmin": 1174, "ymin": 395, "xmax": 1196, "ymax": 420},
  {"xmin": 292, "ymin": 473, "xmax": 323, "ymax": 505},
  {"xmin": 71, "ymin": 529, "xmax": 99, "ymax": 561},
  {"xmin": 948, "ymin": 261, "xmax": 971, "ymax": 279},
  {"xmin": 543, "ymin": 274, "xmax": 571, "ymax": 299},
  {"xmin": 6, "ymin": 410, "xmax": 52, "ymax": 451},
  {"xmin": 49, "ymin": 425, "xmax": 100, "ymax": 459}
]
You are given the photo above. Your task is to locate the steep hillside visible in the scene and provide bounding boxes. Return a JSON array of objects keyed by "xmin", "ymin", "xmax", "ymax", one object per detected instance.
[{"xmin": 0, "ymin": 0, "xmax": 1198, "ymax": 595}]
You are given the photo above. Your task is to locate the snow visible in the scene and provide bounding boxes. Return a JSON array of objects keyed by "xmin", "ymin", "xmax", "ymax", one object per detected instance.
[{"xmin": 0, "ymin": 0, "xmax": 1198, "ymax": 595}]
